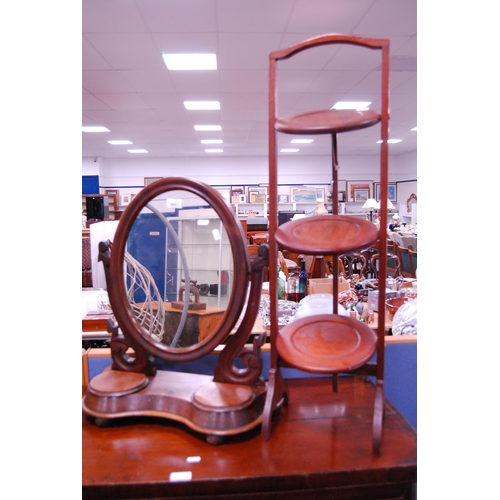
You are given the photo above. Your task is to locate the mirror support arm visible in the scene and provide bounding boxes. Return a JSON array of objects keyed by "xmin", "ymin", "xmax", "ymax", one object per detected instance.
[{"xmin": 214, "ymin": 244, "xmax": 269, "ymax": 387}]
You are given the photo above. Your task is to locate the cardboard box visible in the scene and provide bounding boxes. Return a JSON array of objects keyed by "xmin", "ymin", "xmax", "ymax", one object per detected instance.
[{"xmin": 308, "ymin": 277, "xmax": 351, "ymax": 295}]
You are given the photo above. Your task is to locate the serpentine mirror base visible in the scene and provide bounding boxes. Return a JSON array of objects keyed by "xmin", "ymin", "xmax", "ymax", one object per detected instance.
[{"xmin": 83, "ymin": 370, "xmax": 267, "ymax": 444}]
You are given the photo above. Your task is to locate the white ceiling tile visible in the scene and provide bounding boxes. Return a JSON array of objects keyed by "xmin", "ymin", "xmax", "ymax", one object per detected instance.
[
  {"xmin": 168, "ymin": 71, "xmax": 221, "ymax": 93},
  {"xmin": 217, "ymin": 0, "xmax": 293, "ymax": 32},
  {"xmin": 218, "ymin": 33, "xmax": 283, "ymax": 70},
  {"xmin": 82, "ymin": 37, "xmax": 113, "ymax": 71},
  {"xmin": 83, "ymin": 0, "xmax": 146, "ymax": 33},
  {"xmin": 94, "ymin": 93, "xmax": 149, "ymax": 110},
  {"xmin": 82, "ymin": 70, "xmax": 134, "ymax": 94},
  {"xmin": 82, "ymin": 94, "xmax": 111, "ymax": 111},
  {"xmin": 117, "ymin": 70, "xmax": 177, "ymax": 93},
  {"xmin": 287, "ymin": 0, "xmax": 374, "ymax": 33},
  {"xmin": 137, "ymin": 0, "xmax": 218, "ymax": 33},
  {"xmin": 219, "ymin": 70, "xmax": 268, "ymax": 93},
  {"xmin": 356, "ymin": 0, "xmax": 417, "ymax": 36},
  {"xmin": 85, "ymin": 33, "xmax": 165, "ymax": 70},
  {"xmin": 82, "ymin": 1, "xmax": 417, "ymax": 159},
  {"xmin": 151, "ymin": 32, "xmax": 219, "ymax": 54}
]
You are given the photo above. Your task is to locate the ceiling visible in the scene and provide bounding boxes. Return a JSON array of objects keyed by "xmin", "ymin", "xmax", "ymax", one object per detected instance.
[{"xmin": 82, "ymin": 0, "xmax": 417, "ymax": 160}]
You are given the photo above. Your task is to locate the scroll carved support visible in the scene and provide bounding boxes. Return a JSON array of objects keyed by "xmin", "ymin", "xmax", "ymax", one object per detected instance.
[
  {"xmin": 99, "ymin": 240, "xmax": 157, "ymax": 376},
  {"xmin": 213, "ymin": 244, "xmax": 269, "ymax": 387}
]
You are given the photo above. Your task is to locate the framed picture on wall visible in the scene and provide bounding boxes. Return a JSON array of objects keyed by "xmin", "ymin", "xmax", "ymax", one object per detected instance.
[
  {"xmin": 215, "ymin": 187, "xmax": 231, "ymax": 202},
  {"xmin": 278, "ymin": 194, "xmax": 289, "ymax": 203},
  {"xmin": 231, "ymin": 185, "xmax": 245, "ymax": 203},
  {"xmin": 353, "ymin": 188, "xmax": 370, "ymax": 203},
  {"xmin": 347, "ymin": 181, "xmax": 372, "ymax": 202},
  {"xmin": 144, "ymin": 177, "xmax": 163, "ymax": 187},
  {"xmin": 290, "ymin": 187, "xmax": 318, "ymax": 203},
  {"xmin": 250, "ymin": 193, "xmax": 266, "ymax": 203},
  {"xmin": 316, "ymin": 188, "xmax": 325, "ymax": 203},
  {"xmin": 248, "ymin": 186, "xmax": 268, "ymax": 200},
  {"xmin": 121, "ymin": 194, "xmax": 131, "ymax": 206},
  {"xmin": 374, "ymin": 182, "xmax": 397, "ymax": 202},
  {"xmin": 338, "ymin": 191, "xmax": 347, "ymax": 202}
]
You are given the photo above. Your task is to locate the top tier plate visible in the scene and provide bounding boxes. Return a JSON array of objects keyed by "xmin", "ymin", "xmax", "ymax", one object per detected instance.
[
  {"xmin": 275, "ymin": 109, "xmax": 381, "ymax": 135},
  {"xmin": 275, "ymin": 215, "xmax": 379, "ymax": 255}
]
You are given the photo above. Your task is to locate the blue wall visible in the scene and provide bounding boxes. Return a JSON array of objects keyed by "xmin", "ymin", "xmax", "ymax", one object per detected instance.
[
  {"xmin": 88, "ymin": 341, "xmax": 417, "ymax": 430},
  {"xmin": 82, "ymin": 175, "xmax": 100, "ymax": 194}
]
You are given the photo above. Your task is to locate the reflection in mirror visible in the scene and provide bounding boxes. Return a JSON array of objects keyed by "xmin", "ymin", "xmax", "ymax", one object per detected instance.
[
  {"xmin": 123, "ymin": 189, "xmax": 233, "ymax": 350},
  {"xmin": 406, "ymin": 193, "xmax": 417, "ymax": 214}
]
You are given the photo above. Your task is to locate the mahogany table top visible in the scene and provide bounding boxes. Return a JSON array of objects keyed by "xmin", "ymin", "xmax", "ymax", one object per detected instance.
[{"xmin": 83, "ymin": 375, "xmax": 416, "ymax": 499}]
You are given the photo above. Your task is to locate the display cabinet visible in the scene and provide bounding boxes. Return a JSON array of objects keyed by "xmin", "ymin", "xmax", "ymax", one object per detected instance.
[
  {"xmin": 165, "ymin": 213, "xmax": 233, "ymax": 309},
  {"xmin": 82, "ymin": 194, "xmax": 117, "ymax": 220}
]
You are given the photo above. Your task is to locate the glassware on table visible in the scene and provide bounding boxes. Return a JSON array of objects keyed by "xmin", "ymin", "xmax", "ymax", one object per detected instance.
[
  {"xmin": 286, "ymin": 274, "xmax": 297, "ymax": 302},
  {"xmin": 297, "ymin": 260, "xmax": 308, "ymax": 301},
  {"xmin": 259, "ymin": 296, "xmax": 299, "ymax": 329}
]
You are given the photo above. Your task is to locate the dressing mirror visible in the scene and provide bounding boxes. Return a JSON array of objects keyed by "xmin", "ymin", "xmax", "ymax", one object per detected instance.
[{"xmin": 83, "ymin": 178, "xmax": 269, "ymax": 443}]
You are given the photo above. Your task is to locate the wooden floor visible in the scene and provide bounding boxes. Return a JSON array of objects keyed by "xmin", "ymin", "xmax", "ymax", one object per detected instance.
[{"xmin": 82, "ymin": 375, "xmax": 417, "ymax": 500}]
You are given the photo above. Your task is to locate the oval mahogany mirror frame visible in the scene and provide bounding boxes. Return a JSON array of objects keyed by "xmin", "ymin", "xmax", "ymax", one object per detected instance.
[{"xmin": 107, "ymin": 177, "xmax": 250, "ymax": 363}]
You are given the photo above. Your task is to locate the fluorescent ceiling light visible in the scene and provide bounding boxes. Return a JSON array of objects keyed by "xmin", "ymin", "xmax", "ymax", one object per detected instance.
[
  {"xmin": 184, "ymin": 101, "xmax": 220, "ymax": 110},
  {"xmin": 107, "ymin": 140, "xmax": 132, "ymax": 145},
  {"xmin": 377, "ymin": 139, "xmax": 403, "ymax": 144},
  {"xmin": 195, "ymin": 125, "xmax": 221, "ymax": 131},
  {"xmin": 127, "ymin": 149, "xmax": 148, "ymax": 153},
  {"xmin": 331, "ymin": 102, "xmax": 371, "ymax": 111},
  {"xmin": 205, "ymin": 149, "xmax": 223, "ymax": 153},
  {"xmin": 82, "ymin": 126, "xmax": 110, "ymax": 133},
  {"xmin": 291, "ymin": 139, "xmax": 313, "ymax": 144},
  {"xmin": 280, "ymin": 148, "xmax": 299, "ymax": 153},
  {"xmin": 162, "ymin": 53, "xmax": 217, "ymax": 70},
  {"xmin": 201, "ymin": 139, "xmax": 222, "ymax": 144}
]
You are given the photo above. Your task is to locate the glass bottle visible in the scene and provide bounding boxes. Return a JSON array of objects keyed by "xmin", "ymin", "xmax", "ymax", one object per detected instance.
[
  {"xmin": 297, "ymin": 260, "xmax": 308, "ymax": 302},
  {"xmin": 277, "ymin": 266, "xmax": 286, "ymax": 300},
  {"xmin": 287, "ymin": 274, "xmax": 297, "ymax": 302}
]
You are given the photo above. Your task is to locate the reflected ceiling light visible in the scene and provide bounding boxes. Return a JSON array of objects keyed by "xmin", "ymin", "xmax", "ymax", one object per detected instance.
[
  {"xmin": 162, "ymin": 53, "xmax": 217, "ymax": 70},
  {"xmin": 82, "ymin": 126, "xmax": 110, "ymax": 132},
  {"xmin": 280, "ymin": 148, "xmax": 299, "ymax": 152},
  {"xmin": 195, "ymin": 125, "xmax": 221, "ymax": 131},
  {"xmin": 331, "ymin": 102, "xmax": 371, "ymax": 110},
  {"xmin": 107, "ymin": 140, "xmax": 132, "ymax": 145},
  {"xmin": 291, "ymin": 139, "xmax": 313, "ymax": 143},
  {"xmin": 127, "ymin": 149, "xmax": 148, "ymax": 153},
  {"xmin": 184, "ymin": 101, "xmax": 220, "ymax": 110},
  {"xmin": 201, "ymin": 139, "xmax": 222, "ymax": 144},
  {"xmin": 411, "ymin": 127, "xmax": 417, "ymax": 131},
  {"xmin": 377, "ymin": 139, "xmax": 403, "ymax": 144},
  {"xmin": 205, "ymin": 149, "xmax": 223, "ymax": 153}
]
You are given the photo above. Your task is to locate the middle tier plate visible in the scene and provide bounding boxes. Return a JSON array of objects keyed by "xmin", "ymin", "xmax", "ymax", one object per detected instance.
[{"xmin": 275, "ymin": 215, "xmax": 379, "ymax": 255}]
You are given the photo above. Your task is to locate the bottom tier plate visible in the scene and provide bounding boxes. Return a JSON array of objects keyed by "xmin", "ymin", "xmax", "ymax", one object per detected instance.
[{"xmin": 276, "ymin": 314, "xmax": 377, "ymax": 373}]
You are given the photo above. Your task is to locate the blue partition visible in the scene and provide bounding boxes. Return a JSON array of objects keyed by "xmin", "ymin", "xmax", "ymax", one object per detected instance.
[{"xmin": 88, "ymin": 340, "xmax": 417, "ymax": 430}]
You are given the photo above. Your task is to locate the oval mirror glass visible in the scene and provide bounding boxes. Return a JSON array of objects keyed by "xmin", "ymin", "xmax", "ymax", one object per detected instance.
[{"xmin": 108, "ymin": 179, "xmax": 249, "ymax": 362}]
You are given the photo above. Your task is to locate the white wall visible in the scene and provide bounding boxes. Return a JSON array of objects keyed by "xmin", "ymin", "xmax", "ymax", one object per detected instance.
[{"xmin": 83, "ymin": 152, "xmax": 417, "ymax": 201}]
